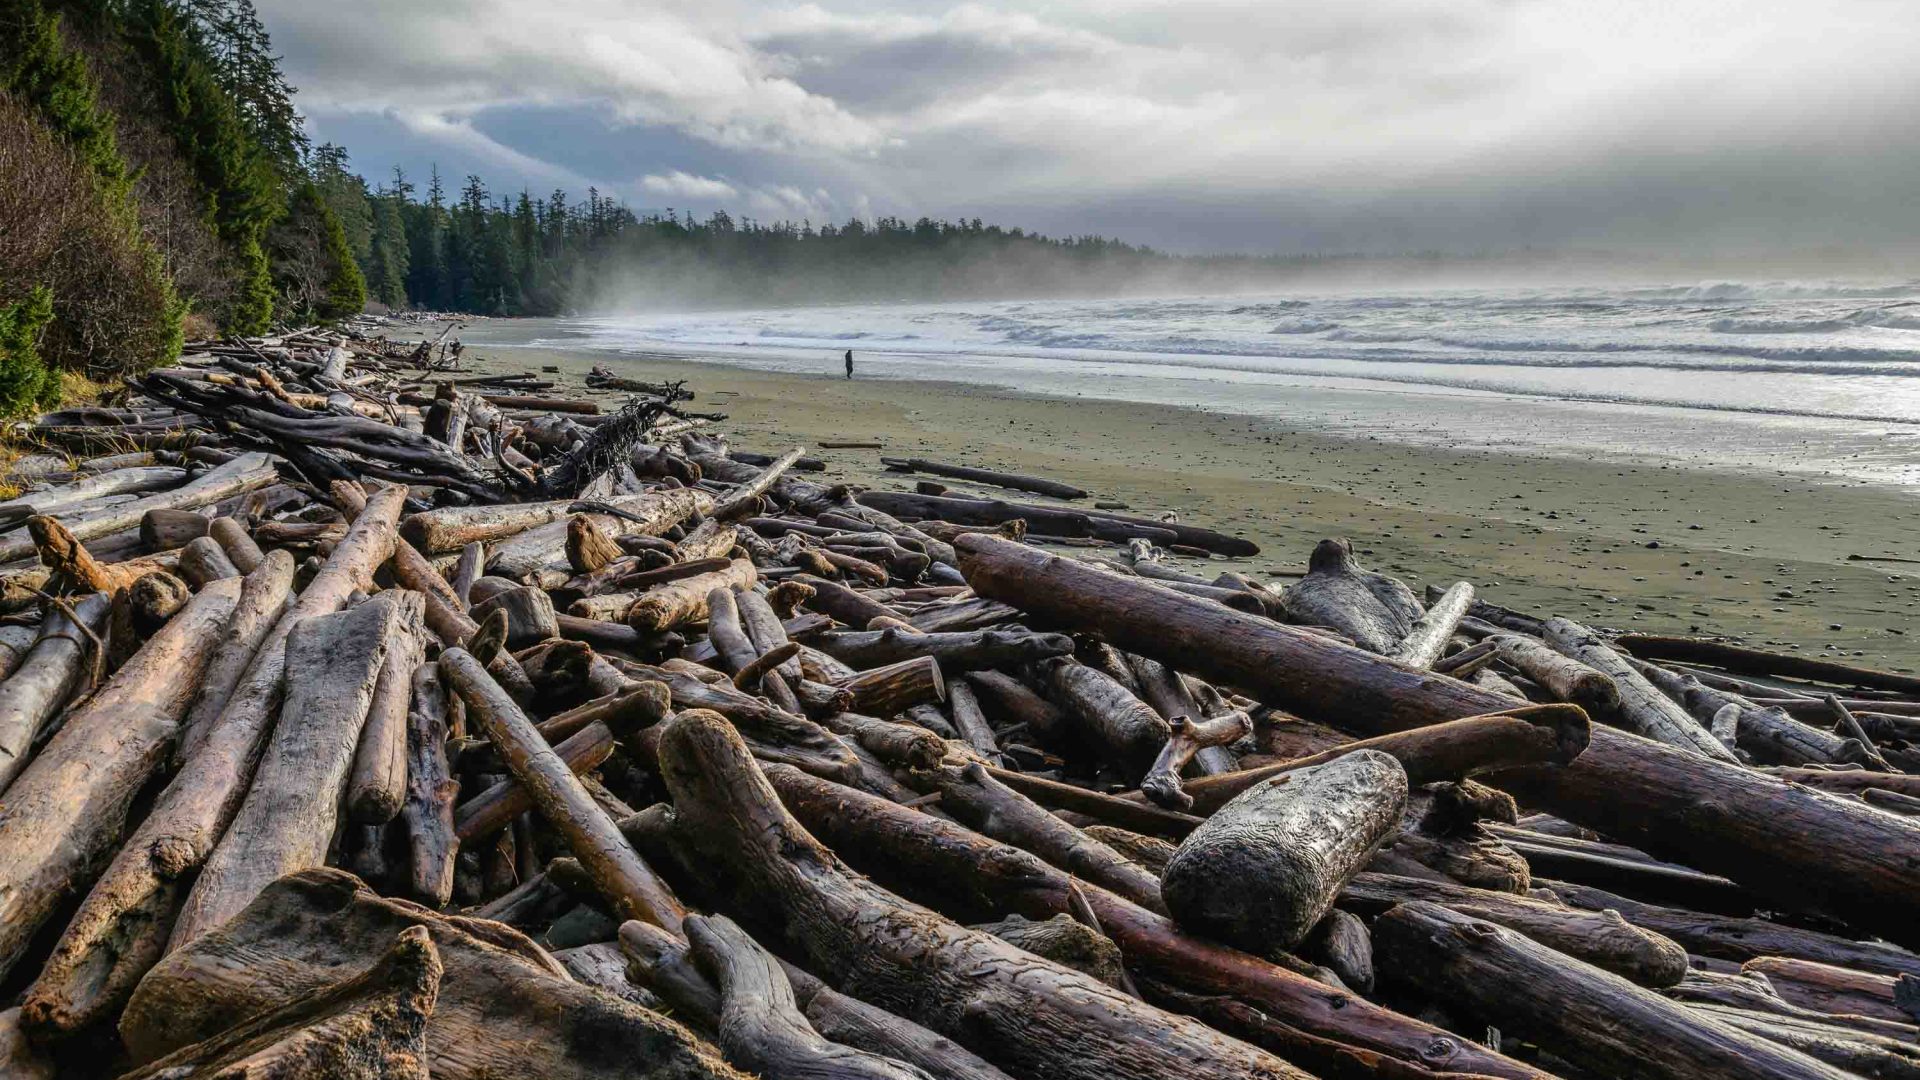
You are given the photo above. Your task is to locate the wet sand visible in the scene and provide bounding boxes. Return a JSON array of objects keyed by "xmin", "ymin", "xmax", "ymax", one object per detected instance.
[{"xmin": 475, "ymin": 341, "xmax": 1920, "ymax": 672}]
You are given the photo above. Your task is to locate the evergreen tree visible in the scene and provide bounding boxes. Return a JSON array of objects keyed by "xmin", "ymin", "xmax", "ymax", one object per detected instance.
[
  {"xmin": 0, "ymin": 0, "xmax": 129, "ymax": 198},
  {"xmin": 268, "ymin": 181, "xmax": 364, "ymax": 320},
  {"xmin": 0, "ymin": 285, "xmax": 57, "ymax": 415},
  {"xmin": 178, "ymin": 0, "xmax": 305, "ymax": 172}
]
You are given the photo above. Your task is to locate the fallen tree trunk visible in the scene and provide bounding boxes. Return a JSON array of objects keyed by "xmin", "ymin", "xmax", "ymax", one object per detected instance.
[
  {"xmin": 162, "ymin": 485, "xmax": 408, "ymax": 951},
  {"xmin": 0, "ymin": 578, "xmax": 241, "ymax": 984},
  {"xmin": 442, "ymin": 647, "xmax": 685, "ymax": 932},
  {"xmin": 1039, "ymin": 657, "xmax": 1168, "ymax": 778},
  {"xmin": 1542, "ymin": 617, "xmax": 1737, "ymax": 761},
  {"xmin": 0, "ymin": 592, "xmax": 111, "ymax": 795},
  {"xmin": 1280, "ymin": 540, "xmax": 1423, "ymax": 655},
  {"xmin": 880, "ymin": 457, "xmax": 1088, "ymax": 500},
  {"xmin": 172, "ymin": 591, "xmax": 418, "ymax": 947},
  {"xmin": 626, "ymin": 559, "xmax": 757, "ymax": 632},
  {"xmin": 1338, "ymin": 872, "xmax": 1688, "ymax": 986},
  {"xmin": 649, "ymin": 709, "xmax": 1313, "ymax": 1080},
  {"xmin": 809, "ymin": 628, "xmax": 1074, "ymax": 672},
  {"xmin": 1174, "ymin": 705, "xmax": 1590, "ymax": 815},
  {"xmin": 400, "ymin": 663, "xmax": 460, "ymax": 907},
  {"xmin": 491, "ymin": 490, "xmax": 712, "ymax": 581},
  {"xmin": 1163, "ymin": 750, "xmax": 1407, "ymax": 953},
  {"xmin": 1613, "ymin": 634, "xmax": 1920, "ymax": 696},
  {"xmin": 953, "ymin": 534, "xmax": 1920, "ymax": 949},
  {"xmin": 1372, "ymin": 901, "xmax": 1851, "ymax": 1080},
  {"xmin": 348, "ymin": 615, "xmax": 429, "ymax": 823},
  {"xmin": 744, "ymin": 760, "xmax": 1546, "ymax": 1079}
]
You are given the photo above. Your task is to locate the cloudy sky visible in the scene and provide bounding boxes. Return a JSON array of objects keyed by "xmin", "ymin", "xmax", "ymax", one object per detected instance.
[{"xmin": 264, "ymin": 0, "xmax": 1920, "ymax": 255}]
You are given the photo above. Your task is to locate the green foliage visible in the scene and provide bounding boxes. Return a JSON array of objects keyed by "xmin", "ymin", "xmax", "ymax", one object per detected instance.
[
  {"xmin": 0, "ymin": 285, "xmax": 57, "ymax": 415},
  {"xmin": 0, "ymin": 0, "xmax": 129, "ymax": 198},
  {"xmin": 176, "ymin": 0, "xmax": 307, "ymax": 173},
  {"xmin": 268, "ymin": 182, "xmax": 363, "ymax": 321},
  {"xmin": 128, "ymin": 0, "xmax": 278, "ymax": 251}
]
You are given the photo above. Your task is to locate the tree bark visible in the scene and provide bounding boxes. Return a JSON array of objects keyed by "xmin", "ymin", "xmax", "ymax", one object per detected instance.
[
  {"xmin": 0, "ymin": 579, "xmax": 241, "ymax": 987},
  {"xmin": 1039, "ymin": 656, "xmax": 1168, "ymax": 778},
  {"xmin": 1164, "ymin": 749, "xmax": 1406, "ymax": 952},
  {"xmin": 648, "ymin": 709, "xmax": 1313, "ymax": 1080},
  {"xmin": 836, "ymin": 656, "xmax": 945, "ymax": 717},
  {"xmin": 400, "ymin": 662, "xmax": 461, "ymax": 906},
  {"xmin": 1372, "ymin": 901, "xmax": 1852, "ymax": 1080},
  {"xmin": 174, "ymin": 591, "xmax": 419, "ymax": 946}
]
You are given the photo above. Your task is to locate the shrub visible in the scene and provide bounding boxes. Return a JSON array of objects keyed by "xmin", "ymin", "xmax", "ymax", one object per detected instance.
[{"xmin": 0, "ymin": 285, "xmax": 56, "ymax": 415}]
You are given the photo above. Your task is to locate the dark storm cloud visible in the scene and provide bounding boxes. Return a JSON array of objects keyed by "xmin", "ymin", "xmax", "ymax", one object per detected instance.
[{"xmin": 260, "ymin": 0, "xmax": 1920, "ymax": 256}]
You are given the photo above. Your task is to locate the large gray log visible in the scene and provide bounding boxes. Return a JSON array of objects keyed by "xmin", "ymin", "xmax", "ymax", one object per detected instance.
[
  {"xmin": 0, "ymin": 452, "xmax": 278, "ymax": 564},
  {"xmin": 0, "ymin": 579, "xmax": 241, "ymax": 982},
  {"xmin": 1543, "ymin": 617, "xmax": 1737, "ymax": 761},
  {"xmin": 0, "ymin": 593, "xmax": 111, "ymax": 794},
  {"xmin": 1279, "ymin": 540, "xmax": 1423, "ymax": 654},
  {"xmin": 1161, "ymin": 748, "xmax": 1407, "ymax": 952},
  {"xmin": 173, "ymin": 590, "xmax": 419, "ymax": 947}
]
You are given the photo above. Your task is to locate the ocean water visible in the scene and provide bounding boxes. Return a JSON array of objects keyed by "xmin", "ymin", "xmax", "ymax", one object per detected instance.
[{"xmin": 488, "ymin": 281, "xmax": 1920, "ymax": 488}]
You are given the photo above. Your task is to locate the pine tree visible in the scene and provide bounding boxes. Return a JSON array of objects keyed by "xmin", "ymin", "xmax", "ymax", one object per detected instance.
[{"xmin": 178, "ymin": 0, "xmax": 306, "ymax": 172}]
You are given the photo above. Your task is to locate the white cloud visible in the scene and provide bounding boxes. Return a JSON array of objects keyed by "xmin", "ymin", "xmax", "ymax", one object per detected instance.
[{"xmin": 267, "ymin": 0, "xmax": 1920, "ymax": 253}]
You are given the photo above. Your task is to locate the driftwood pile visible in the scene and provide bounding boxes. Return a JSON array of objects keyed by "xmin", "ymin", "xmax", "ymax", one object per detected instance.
[{"xmin": 0, "ymin": 326, "xmax": 1917, "ymax": 1079}]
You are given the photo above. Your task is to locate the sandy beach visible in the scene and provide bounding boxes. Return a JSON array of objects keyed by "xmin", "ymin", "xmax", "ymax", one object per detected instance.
[{"xmin": 472, "ymin": 337, "xmax": 1920, "ymax": 673}]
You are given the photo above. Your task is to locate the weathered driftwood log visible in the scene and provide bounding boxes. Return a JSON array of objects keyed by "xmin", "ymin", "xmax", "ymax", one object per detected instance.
[
  {"xmin": 1744, "ymin": 956, "xmax": 1916, "ymax": 1025},
  {"xmin": 208, "ymin": 515, "xmax": 265, "ymax": 572},
  {"xmin": 647, "ymin": 710, "xmax": 1313, "ymax": 1080},
  {"xmin": 974, "ymin": 913, "xmax": 1129, "ymax": 987},
  {"xmin": 684, "ymin": 913, "xmax": 936, "ymax": 1080},
  {"xmin": 567, "ymin": 514, "xmax": 623, "ymax": 573},
  {"xmin": 122, "ymin": 868, "xmax": 744, "ymax": 1080},
  {"xmin": 1124, "ymin": 652, "xmax": 1237, "ymax": 776},
  {"xmin": 348, "ymin": 614, "xmax": 430, "ymax": 824},
  {"xmin": 125, "ymin": 570, "xmax": 192, "ymax": 641},
  {"xmin": 1613, "ymin": 633, "xmax": 1920, "ymax": 696},
  {"xmin": 931, "ymin": 762, "xmax": 1167, "ymax": 913},
  {"xmin": 174, "ymin": 591, "xmax": 418, "ymax": 947},
  {"xmin": 1542, "ymin": 617, "xmax": 1737, "ymax": 760},
  {"xmin": 141, "ymin": 507, "xmax": 211, "ymax": 551},
  {"xmin": 1689, "ymin": 1004, "xmax": 1920, "ymax": 1080},
  {"xmin": 490, "ymin": 489, "xmax": 713, "ymax": 581},
  {"xmin": 0, "ymin": 579, "xmax": 240, "ymax": 985},
  {"xmin": 811, "ymin": 628, "xmax": 1073, "ymax": 672},
  {"xmin": 880, "ymin": 457, "xmax": 1088, "ymax": 500},
  {"xmin": 1372, "ymin": 901, "xmax": 1851, "ymax": 1080},
  {"xmin": 1487, "ymin": 631, "xmax": 1619, "ymax": 715},
  {"xmin": 627, "ymin": 558, "xmax": 757, "ymax": 632},
  {"xmin": 0, "ymin": 623, "xmax": 38, "ymax": 681},
  {"xmin": 990, "ymin": 767, "xmax": 1203, "ymax": 839},
  {"xmin": 749, "ymin": 761, "xmax": 1544, "ymax": 1079},
  {"xmin": 1391, "ymin": 582, "xmax": 1471, "ymax": 669},
  {"xmin": 442, "ymin": 647, "xmax": 685, "ymax": 932},
  {"xmin": 15, "ymin": 511, "xmax": 395, "ymax": 1037},
  {"xmin": 622, "ymin": 919, "xmax": 1013, "ymax": 1080},
  {"xmin": 471, "ymin": 585, "xmax": 559, "ymax": 649},
  {"xmin": 28, "ymin": 515, "xmax": 151, "ymax": 592},
  {"xmin": 118, "ymin": 925, "xmax": 439, "ymax": 1080},
  {"xmin": 1666, "ymin": 969, "xmax": 1919, "ymax": 1040},
  {"xmin": 1039, "ymin": 656, "xmax": 1169, "ymax": 777},
  {"xmin": 954, "ymin": 535, "xmax": 1920, "ymax": 949},
  {"xmin": 1632, "ymin": 659, "xmax": 1855, "ymax": 766},
  {"xmin": 1163, "ymin": 749, "xmax": 1407, "ymax": 952},
  {"xmin": 0, "ymin": 591, "xmax": 111, "ymax": 794},
  {"xmin": 1539, "ymin": 878, "xmax": 1920, "ymax": 979},
  {"xmin": 1338, "ymin": 872, "xmax": 1687, "ymax": 986},
  {"xmin": 402, "ymin": 497, "xmax": 592, "ymax": 552},
  {"xmin": 855, "ymin": 489, "xmax": 1257, "ymax": 556},
  {"xmin": 453, "ymin": 722, "xmax": 615, "ymax": 842},
  {"xmin": 1175, "ymin": 705, "xmax": 1590, "ymax": 815},
  {"xmin": 400, "ymin": 663, "xmax": 460, "ymax": 906},
  {"xmin": 1140, "ymin": 711, "xmax": 1253, "ymax": 810},
  {"xmin": 0, "ymin": 465, "xmax": 187, "ymax": 523},
  {"xmin": 175, "ymin": 535, "xmax": 240, "ymax": 587},
  {"xmin": 1299, "ymin": 908, "xmax": 1373, "ymax": 993},
  {"xmin": 1279, "ymin": 539, "xmax": 1423, "ymax": 654},
  {"xmin": 0, "ymin": 1008, "xmax": 53, "ymax": 1080},
  {"xmin": 944, "ymin": 678, "xmax": 1000, "ymax": 761},
  {"xmin": 795, "ymin": 574, "xmax": 902, "ymax": 628},
  {"xmin": 0, "ymin": 452, "xmax": 276, "ymax": 564},
  {"xmin": 837, "ymin": 656, "xmax": 945, "ymax": 717},
  {"xmin": 333, "ymin": 481, "xmax": 481, "ymax": 647}
]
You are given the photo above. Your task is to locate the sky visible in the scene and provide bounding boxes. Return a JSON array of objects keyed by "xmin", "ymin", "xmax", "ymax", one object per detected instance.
[{"xmin": 262, "ymin": 0, "xmax": 1920, "ymax": 257}]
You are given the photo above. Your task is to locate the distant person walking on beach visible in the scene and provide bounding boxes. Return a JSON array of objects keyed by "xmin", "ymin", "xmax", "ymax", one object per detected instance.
[{"xmin": 844, "ymin": 349, "xmax": 854, "ymax": 379}]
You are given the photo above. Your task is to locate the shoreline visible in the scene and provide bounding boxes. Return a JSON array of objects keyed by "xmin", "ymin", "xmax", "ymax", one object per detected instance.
[{"xmin": 470, "ymin": 337, "xmax": 1920, "ymax": 671}]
